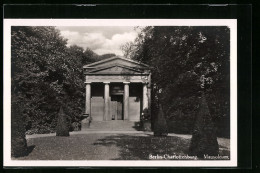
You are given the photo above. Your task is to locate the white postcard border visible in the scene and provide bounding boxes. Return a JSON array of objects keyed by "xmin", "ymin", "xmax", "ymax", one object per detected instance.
[{"xmin": 3, "ymin": 19, "xmax": 237, "ymax": 167}]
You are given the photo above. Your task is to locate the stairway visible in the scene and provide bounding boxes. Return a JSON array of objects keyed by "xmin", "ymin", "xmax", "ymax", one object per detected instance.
[{"xmin": 82, "ymin": 120, "xmax": 141, "ymax": 131}]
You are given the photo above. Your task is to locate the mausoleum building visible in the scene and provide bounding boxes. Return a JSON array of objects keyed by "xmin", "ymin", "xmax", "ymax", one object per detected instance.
[{"xmin": 81, "ymin": 56, "xmax": 151, "ymax": 130}]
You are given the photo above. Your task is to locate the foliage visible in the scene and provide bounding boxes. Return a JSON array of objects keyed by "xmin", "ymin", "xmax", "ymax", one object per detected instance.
[
  {"xmin": 141, "ymin": 108, "xmax": 150, "ymax": 121},
  {"xmin": 56, "ymin": 106, "xmax": 70, "ymax": 136},
  {"xmin": 99, "ymin": 53, "xmax": 117, "ymax": 60},
  {"xmin": 120, "ymin": 42, "xmax": 135, "ymax": 59},
  {"xmin": 189, "ymin": 93, "xmax": 219, "ymax": 158},
  {"xmin": 11, "ymin": 101, "xmax": 28, "ymax": 157},
  {"xmin": 73, "ymin": 46, "xmax": 110, "ymax": 65},
  {"xmin": 122, "ymin": 26, "xmax": 230, "ymax": 137},
  {"xmin": 11, "ymin": 26, "xmax": 105, "ymax": 134},
  {"xmin": 141, "ymin": 108, "xmax": 152, "ymax": 131}
]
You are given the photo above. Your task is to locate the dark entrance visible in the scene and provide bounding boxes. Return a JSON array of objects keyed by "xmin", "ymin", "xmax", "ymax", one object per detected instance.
[{"xmin": 111, "ymin": 95, "xmax": 123, "ymax": 120}]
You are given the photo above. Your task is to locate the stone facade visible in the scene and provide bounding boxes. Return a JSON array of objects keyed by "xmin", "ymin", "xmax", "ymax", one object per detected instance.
[{"xmin": 81, "ymin": 56, "xmax": 151, "ymax": 130}]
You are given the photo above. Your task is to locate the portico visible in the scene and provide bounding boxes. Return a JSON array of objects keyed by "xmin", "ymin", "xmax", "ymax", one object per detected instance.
[{"xmin": 82, "ymin": 56, "xmax": 151, "ymax": 130}]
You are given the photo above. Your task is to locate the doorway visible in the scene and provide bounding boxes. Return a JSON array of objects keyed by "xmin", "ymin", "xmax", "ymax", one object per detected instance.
[{"xmin": 111, "ymin": 95, "xmax": 123, "ymax": 120}]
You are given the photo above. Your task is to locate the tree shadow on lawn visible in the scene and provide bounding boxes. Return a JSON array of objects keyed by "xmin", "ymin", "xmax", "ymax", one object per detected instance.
[{"xmin": 93, "ymin": 134, "xmax": 191, "ymax": 160}]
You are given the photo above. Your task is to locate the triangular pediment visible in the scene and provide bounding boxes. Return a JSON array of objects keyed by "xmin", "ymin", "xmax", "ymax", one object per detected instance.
[
  {"xmin": 83, "ymin": 56, "xmax": 149, "ymax": 75},
  {"xmin": 84, "ymin": 56, "xmax": 148, "ymax": 68},
  {"xmin": 86, "ymin": 64, "xmax": 146, "ymax": 75}
]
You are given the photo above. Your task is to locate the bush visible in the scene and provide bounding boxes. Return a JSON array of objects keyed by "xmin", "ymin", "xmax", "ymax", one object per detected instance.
[
  {"xmin": 189, "ymin": 93, "xmax": 219, "ymax": 158},
  {"xmin": 56, "ymin": 106, "xmax": 70, "ymax": 136},
  {"xmin": 11, "ymin": 102, "xmax": 28, "ymax": 157},
  {"xmin": 153, "ymin": 104, "xmax": 168, "ymax": 136},
  {"xmin": 71, "ymin": 122, "xmax": 81, "ymax": 131},
  {"xmin": 163, "ymin": 94, "xmax": 230, "ymax": 137}
]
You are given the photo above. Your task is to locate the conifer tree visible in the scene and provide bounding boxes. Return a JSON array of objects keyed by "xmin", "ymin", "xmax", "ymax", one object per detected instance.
[
  {"xmin": 56, "ymin": 106, "xmax": 70, "ymax": 136},
  {"xmin": 11, "ymin": 102, "xmax": 28, "ymax": 157},
  {"xmin": 189, "ymin": 92, "xmax": 219, "ymax": 158}
]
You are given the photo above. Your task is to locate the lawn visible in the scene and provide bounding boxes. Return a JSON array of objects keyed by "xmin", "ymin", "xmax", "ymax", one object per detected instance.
[{"xmin": 14, "ymin": 133, "xmax": 230, "ymax": 160}]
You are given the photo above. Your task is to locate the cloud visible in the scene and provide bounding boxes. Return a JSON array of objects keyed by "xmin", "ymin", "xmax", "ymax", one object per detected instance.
[
  {"xmin": 82, "ymin": 32, "xmax": 106, "ymax": 50},
  {"xmin": 96, "ymin": 32, "xmax": 137, "ymax": 55},
  {"xmin": 58, "ymin": 27, "xmax": 137, "ymax": 56},
  {"xmin": 59, "ymin": 30, "xmax": 82, "ymax": 45}
]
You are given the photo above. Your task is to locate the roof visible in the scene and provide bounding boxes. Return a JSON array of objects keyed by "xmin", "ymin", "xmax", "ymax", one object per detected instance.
[{"xmin": 83, "ymin": 56, "xmax": 149, "ymax": 69}]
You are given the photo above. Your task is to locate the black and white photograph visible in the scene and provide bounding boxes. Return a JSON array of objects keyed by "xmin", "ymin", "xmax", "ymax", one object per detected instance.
[{"xmin": 3, "ymin": 19, "xmax": 237, "ymax": 167}]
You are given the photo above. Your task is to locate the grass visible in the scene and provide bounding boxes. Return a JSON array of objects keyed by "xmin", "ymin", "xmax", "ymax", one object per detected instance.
[{"xmin": 14, "ymin": 133, "xmax": 230, "ymax": 160}]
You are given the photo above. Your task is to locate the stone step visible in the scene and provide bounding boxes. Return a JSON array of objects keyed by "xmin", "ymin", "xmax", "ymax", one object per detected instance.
[{"xmin": 82, "ymin": 120, "xmax": 142, "ymax": 131}]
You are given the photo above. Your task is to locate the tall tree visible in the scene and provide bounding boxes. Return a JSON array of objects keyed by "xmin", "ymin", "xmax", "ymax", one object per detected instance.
[
  {"xmin": 123, "ymin": 26, "xmax": 230, "ymax": 137},
  {"xmin": 120, "ymin": 42, "xmax": 135, "ymax": 59},
  {"xmin": 11, "ymin": 26, "xmax": 85, "ymax": 134},
  {"xmin": 82, "ymin": 47, "xmax": 99, "ymax": 64}
]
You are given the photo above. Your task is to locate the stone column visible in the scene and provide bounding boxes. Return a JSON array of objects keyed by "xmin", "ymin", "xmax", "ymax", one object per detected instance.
[
  {"xmin": 142, "ymin": 82, "xmax": 151, "ymax": 131},
  {"xmin": 104, "ymin": 82, "xmax": 110, "ymax": 121},
  {"xmin": 85, "ymin": 82, "xmax": 91, "ymax": 115},
  {"xmin": 148, "ymin": 85, "xmax": 151, "ymax": 116},
  {"xmin": 148, "ymin": 74, "xmax": 152, "ymax": 116},
  {"xmin": 82, "ymin": 82, "xmax": 91, "ymax": 130},
  {"xmin": 143, "ymin": 83, "xmax": 149, "ymax": 112},
  {"xmin": 123, "ymin": 82, "xmax": 130, "ymax": 120}
]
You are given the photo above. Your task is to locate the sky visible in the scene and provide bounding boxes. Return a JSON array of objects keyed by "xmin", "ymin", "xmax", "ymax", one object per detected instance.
[{"xmin": 56, "ymin": 26, "xmax": 139, "ymax": 56}]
